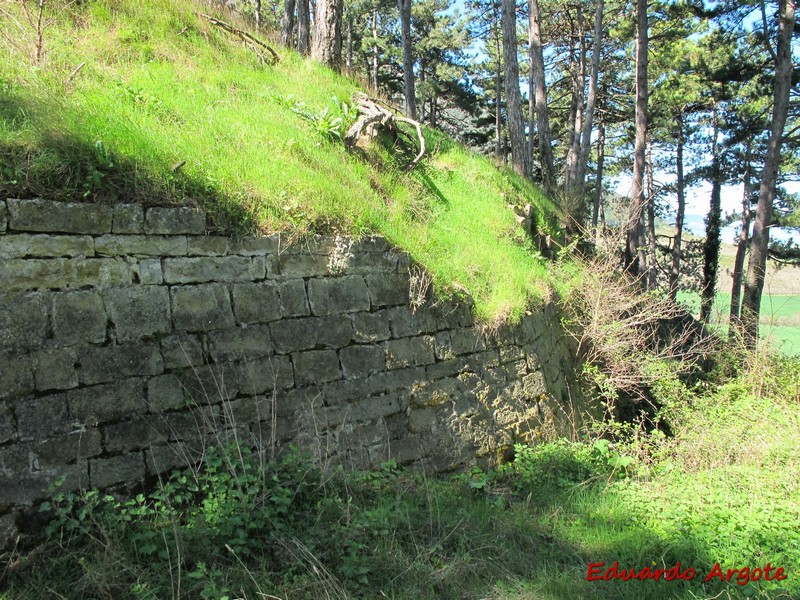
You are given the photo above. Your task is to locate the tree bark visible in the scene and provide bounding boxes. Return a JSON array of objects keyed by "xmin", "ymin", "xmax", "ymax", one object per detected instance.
[
  {"xmin": 371, "ymin": 11, "xmax": 379, "ymax": 89},
  {"xmin": 700, "ymin": 104, "xmax": 722, "ymax": 324},
  {"xmin": 742, "ymin": 0, "xmax": 795, "ymax": 347},
  {"xmin": 565, "ymin": 6, "xmax": 585, "ymax": 197},
  {"xmin": 575, "ymin": 0, "xmax": 603, "ymax": 195},
  {"xmin": 502, "ymin": 0, "xmax": 528, "ymax": 177},
  {"xmin": 669, "ymin": 111, "xmax": 686, "ymax": 301},
  {"xmin": 399, "ymin": 0, "xmax": 417, "ymax": 119},
  {"xmin": 254, "ymin": 0, "xmax": 262, "ymax": 30},
  {"xmin": 345, "ymin": 12, "xmax": 353, "ymax": 76},
  {"xmin": 625, "ymin": 0, "xmax": 648, "ymax": 278},
  {"xmin": 311, "ymin": 0, "xmax": 343, "ymax": 69},
  {"xmin": 529, "ymin": 0, "xmax": 555, "ymax": 190},
  {"xmin": 280, "ymin": 0, "xmax": 295, "ymax": 46},
  {"xmin": 729, "ymin": 142, "xmax": 752, "ymax": 337},
  {"xmin": 592, "ymin": 116, "xmax": 605, "ymax": 233},
  {"xmin": 494, "ymin": 8, "xmax": 503, "ymax": 161},
  {"xmin": 646, "ymin": 137, "xmax": 657, "ymax": 290},
  {"xmin": 296, "ymin": 0, "xmax": 310, "ymax": 55}
]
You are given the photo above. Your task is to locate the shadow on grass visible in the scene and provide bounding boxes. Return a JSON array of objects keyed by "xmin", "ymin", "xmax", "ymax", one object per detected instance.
[{"xmin": 0, "ymin": 90, "xmax": 257, "ymax": 235}]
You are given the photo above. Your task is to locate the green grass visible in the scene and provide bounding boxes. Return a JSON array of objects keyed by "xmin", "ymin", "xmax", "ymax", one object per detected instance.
[
  {"xmin": 677, "ymin": 292, "xmax": 800, "ymax": 355},
  {"xmin": 0, "ymin": 0, "xmax": 559, "ymax": 322}
]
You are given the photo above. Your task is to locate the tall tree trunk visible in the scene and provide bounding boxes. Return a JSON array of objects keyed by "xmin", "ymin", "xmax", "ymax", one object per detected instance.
[
  {"xmin": 311, "ymin": 0, "xmax": 343, "ymax": 70},
  {"xmin": 254, "ymin": 0, "xmax": 262, "ymax": 30},
  {"xmin": 494, "ymin": 10, "xmax": 503, "ymax": 161},
  {"xmin": 729, "ymin": 142, "xmax": 753, "ymax": 338},
  {"xmin": 669, "ymin": 111, "xmax": 686, "ymax": 301},
  {"xmin": 575, "ymin": 0, "xmax": 603, "ymax": 194},
  {"xmin": 502, "ymin": 0, "xmax": 528, "ymax": 177},
  {"xmin": 625, "ymin": 0, "xmax": 648, "ymax": 277},
  {"xmin": 646, "ymin": 137, "xmax": 657, "ymax": 290},
  {"xmin": 280, "ymin": 0, "xmax": 296, "ymax": 46},
  {"xmin": 565, "ymin": 6, "xmax": 585, "ymax": 197},
  {"xmin": 700, "ymin": 104, "xmax": 722, "ymax": 324},
  {"xmin": 345, "ymin": 13, "xmax": 353, "ymax": 75},
  {"xmin": 371, "ymin": 11, "xmax": 379, "ymax": 89},
  {"xmin": 592, "ymin": 115, "xmax": 605, "ymax": 233},
  {"xmin": 529, "ymin": 0, "xmax": 555, "ymax": 190},
  {"xmin": 742, "ymin": 0, "xmax": 796, "ymax": 347},
  {"xmin": 399, "ymin": 0, "xmax": 416, "ymax": 119},
  {"xmin": 296, "ymin": 0, "xmax": 310, "ymax": 54}
]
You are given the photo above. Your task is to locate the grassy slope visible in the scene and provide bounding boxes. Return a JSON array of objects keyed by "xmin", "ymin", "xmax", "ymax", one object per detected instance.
[{"xmin": 0, "ymin": 0, "xmax": 557, "ymax": 322}]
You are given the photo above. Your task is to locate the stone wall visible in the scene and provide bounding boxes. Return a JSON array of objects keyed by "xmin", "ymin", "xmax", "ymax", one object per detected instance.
[{"xmin": 0, "ymin": 198, "xmax": 588, "ymax": 520}]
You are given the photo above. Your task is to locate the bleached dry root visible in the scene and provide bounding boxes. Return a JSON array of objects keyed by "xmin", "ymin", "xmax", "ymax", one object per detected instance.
[{"xmin": 344, "ymin": 92, "xmax": 426, "ymax": 170}]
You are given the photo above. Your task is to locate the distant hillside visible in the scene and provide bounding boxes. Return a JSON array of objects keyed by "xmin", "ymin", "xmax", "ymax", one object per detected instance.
[{"xmin": 0, "ymin": 0, "xmax": 560, "ymax": 322}]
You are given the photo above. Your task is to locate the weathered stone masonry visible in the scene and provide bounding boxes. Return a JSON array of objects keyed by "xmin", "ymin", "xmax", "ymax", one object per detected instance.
[{"xmin": 0, "ymin": 198, "xmax": 588, "ymax": 520}]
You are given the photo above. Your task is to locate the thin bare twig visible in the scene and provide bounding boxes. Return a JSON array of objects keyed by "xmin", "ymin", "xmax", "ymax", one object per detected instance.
[{"xmin": 199, "ymin": 13, "xmax": 279, "ymax": 64}]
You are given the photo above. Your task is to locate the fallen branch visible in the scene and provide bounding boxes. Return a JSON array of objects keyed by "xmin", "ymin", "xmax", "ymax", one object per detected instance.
[
  {"xmin": 199, "ymin": 13, "xmax": 279, "ymax": 65},
  {"xmin": 344, "ymin": 93, "xmax": 426, "ymax": 171}
]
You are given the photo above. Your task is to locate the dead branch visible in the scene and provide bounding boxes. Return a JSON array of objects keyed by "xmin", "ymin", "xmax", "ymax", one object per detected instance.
[
  {"xmin": 199, "ymin": 13, "xmax": 279, "ymax": 65},
  {"xmin": 345, "ymin": 92, "xmax": 426, "ymax": 171}
]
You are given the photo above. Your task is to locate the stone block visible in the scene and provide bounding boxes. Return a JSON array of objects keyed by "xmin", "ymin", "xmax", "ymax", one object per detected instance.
[
  {"xmin": 8, "ymin": 198, "xmax": 112, "ymax": 234},
  {"xmin": 34, "ymin": 429, "xmax": 103, "ymax": 466},
  {"xmin": 232, "ymin": 282, "xmax": 281, "ymax": 324},
  {"xmin": 365, "ymin": 273, "xmax": 409, "ymax": 307},
  {"xmin": 341, "ymin": 250, "xmax": 401, "ymax": 274},
  {"xmin": 387, "ymin": 306, "xmax": 438, "ymax": 338},
  {"xmin": 160, "ymin": 407, "xmax": 220, "ymax": 443},
  {"xmin": 322, "ymin": 378, "xmax": 371, "ymax": 406},
  {"xmin": 499, "ymin": 344, "xmax": 525, "ymax": 364},
  {"xmin": 325, "ymin": 393, "xmax": 402, "ymax": 427},
  {"xmin": 0, "ymin": 234, "xmax": 94, "ymax": 259},
  {"xmin": 366, "ymin": 366, "xmax": 425, "ymax": 396},
  {"xmin": 112, "ymin": 204, "xmax": 144, "ymax": 234},
  {"xmin": 0, "ymin": 292, "xmax": 47, "ymax": 350},
  {"xmin": 221, "ymin": 396, "xmax": 271, "ymax": 426},
  {"xmin": 0, "ymin": 402, "xmax": 14, "ymax": 444},
  {"xmin": 0, "ymin": 200, "xmax": 6, "ymax": 233},
  {"xmin": 385, "ymin": 336, "xmax": 436, "ymax": 369},
  {"xmin": 160, "ymin": 333, "xmax": 205, "ymax": 369},
  {"xmin": 409, "ymin": 378, "xmax": 458, "ymax": 408},
  {"xmin": 307, "ymin": 275, "xmax": 370, "ymax": 316},
  {"xmin": 94, "ymin": 234, "xmax": 187, "ymax": 257},
  {"xmin": 68, "ymin": 379, "xmax": 147, "ymax": 424},
  {"xmin": 237, "ymin": 355, "xmax": 294, "ymax": 394},
  {"xmin": 269, "ymin": 253, "xmax": 329, "ymax": 278},
  {"xmin": 521, "ymin": 371, "xmax": 547, "ymax": 398},
  {"xmin": 0, "ymin": 257, "xmax": 132, "ymax": 292},
  {"xmin": 426, "ymin": 357, "xmax": 467, "ymax": 380},
  {"xmin": 0, "ymin": 353, "xmax": 34, "ymax": 399},
  {"xmin": 408, "ymin": 408, "xmax": 436, "ymax": 433},
  {"xmin": 339, "ymin": 345, "xmax": 385, "ymax": 379},
  {"xmin": 276, "ymin": 279, "xmax": 310, "ymax": 317},
  {"xmin": 187, "ymin": 236, "xmax": 229, "ymax": 256},
  {"xmin": 450, "ymin": 328, "xmax": 487, "ymax": 356},
  {"xmin": 1, "ymin": 464, "xmax": 88, "ymax": 506},
  {"xmin": 90, "ymin": 453, "xmax": 145, "ymax": 488},
  {"xmin": 316, "ymin": 315, "xmax": 354, "ymax": 348},
  {"xmin": 229, "ymin": 235, "xmax": 279, "ymax": 255},
  {"xmin": 144, "ymin": 207, "xmax": 205, "ymax": 235},
  {"xmin": 516, "ymin": 314, "xmax": 545, "ymax": 345},
  {"xmin": 103, "ymin": 417, "xmax": 170, "ymax": 453},
  {"xmin": 33, "ymin": 347, "xmax": 78, "ymax": 391},
  {"xmin": 181, "ymin": 363, "xmax": 240, "ymax": 402},
  {"xmin": 391, "ymin": 437, "xmax": 425, "ymax": 465},
  {"xmin": 163, "ymin": 256, "xmax": 263, "ymax": 284},
  {"xmin": 15, "ymin": 393, "xmax": 69, "ymax": 440},
  {"xmin": 269, "ymin": 317, "xmax": 317, "ymax": 353},
  {"xmin": 208, "ymin": 324, "xmax": 272, "ymax": 362},
  {"xmin": 171, "ymin": 284, "xmax": 235, "ymax": 331},
  {"xmin": 433, "ymin": 331, "xmax": 454, "ymax": 360},
  {"xmin": 147, "ymin": 374, "xmax": 188, "ymax": 412},
  {"xmin": 138, "ymin": 258, "xmax": 164, "ymax": 284},
  {"xmin": 292, "ymin": 350, "xmax": 341, "ymax": 386},
  {"xmin": 52, "ymin": 290, "xmax": 107, "ymax": 345},
  {"xmin": 351, "ymin": 310, "xmax": 391, "ymax": 343},
  {"xmin": 104, "ymin": 286, "xmax": 171, "ymax": 341},
  {"xmin": 146, "ymin": 442, "xmax": 195, "ymax": 475},
  {"xmin": 78, "ymin": 342, "xmax": 163, "ymax": 385}
]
